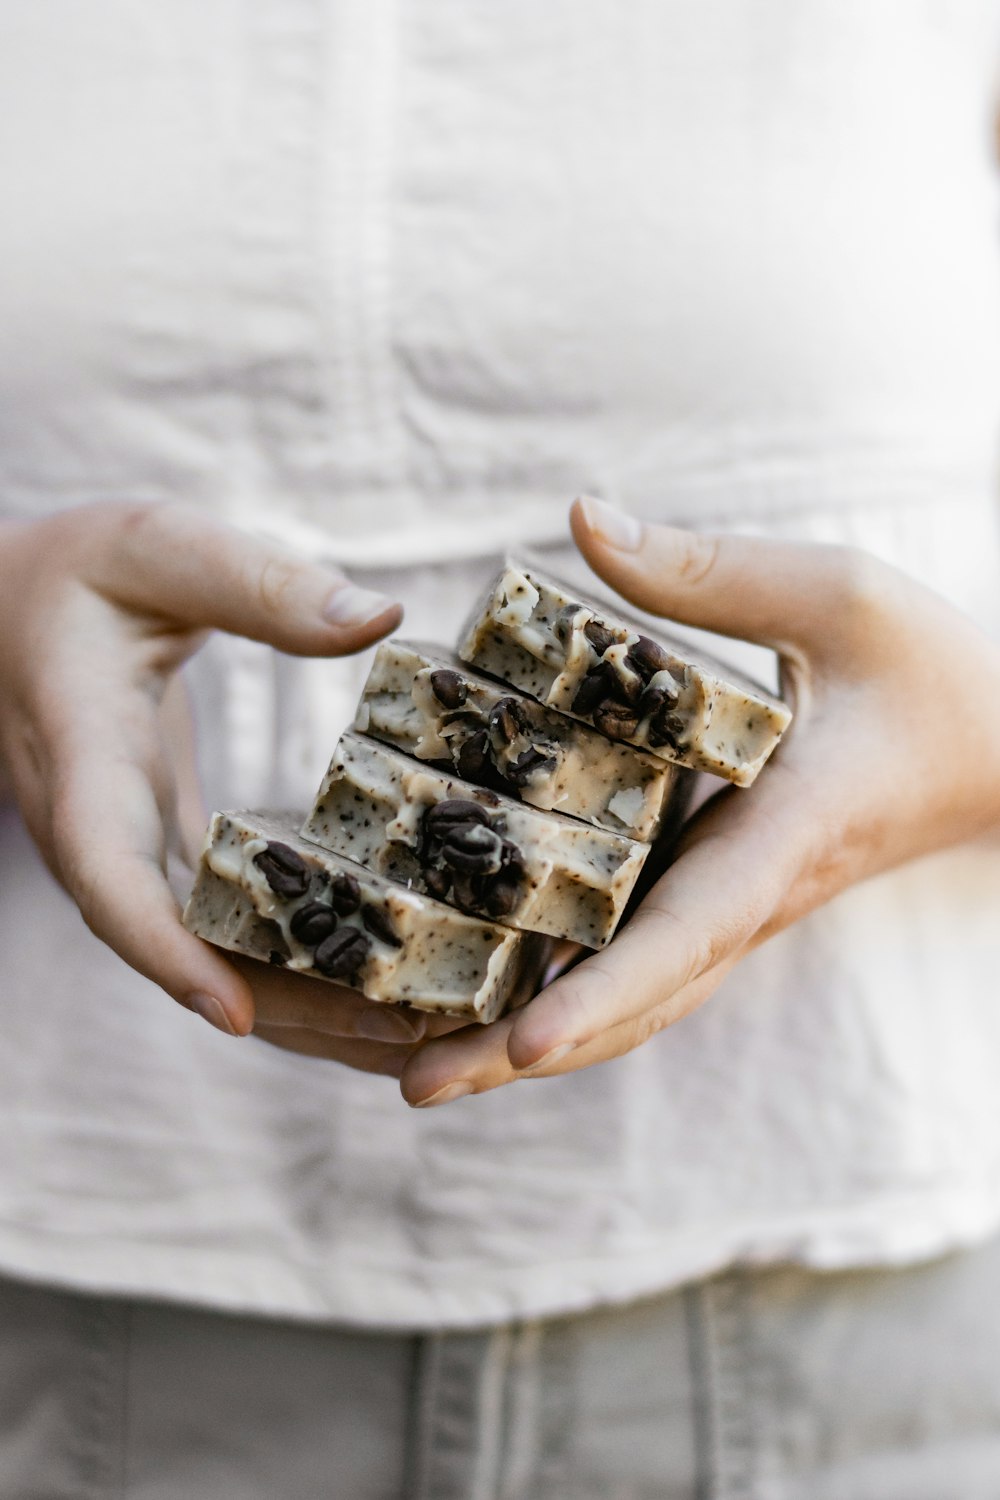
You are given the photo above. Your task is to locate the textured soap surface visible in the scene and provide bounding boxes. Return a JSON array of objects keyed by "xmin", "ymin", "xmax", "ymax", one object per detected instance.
[
  {"xmin": 458, "ymin": 558, "xmax": 792, "ymax": 785},
  {"xmin": 182, "ymin": 810, "xmax": 532, "ymax": 1021},
  {"xmin": 355, "ymin": 638, "xmax": 683, "ymax": 841},
  {"xmin": 302, "ymin": 732, "xmax": 648, "ymax": 949}
]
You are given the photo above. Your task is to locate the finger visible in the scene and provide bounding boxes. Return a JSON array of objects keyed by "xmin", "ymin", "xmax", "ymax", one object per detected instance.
[
  {"xmin": 48, "ymin": 735, "xmax": 255, "ymax": 1036},
  {"xmin": 503, "ymin": 771, "xmax": 808, "ymax": 1070},
  {"xmin": 252, "ymin": 1024, "xmax": 414, "ymax": 1077},
  {"xmin": 400, "ymin": 961, "xmax": 730, "ymax": 1105},
  {"xmin": 233, "ymin": 957, "xmax": 428, "ymax": 1043},
  {"xmin": 569, "ymin": 496, "xmax": 898, "ymax": 658},
  {"xmin": 80, "ymin": 502, "xmax": 403, "ymax": 655}
]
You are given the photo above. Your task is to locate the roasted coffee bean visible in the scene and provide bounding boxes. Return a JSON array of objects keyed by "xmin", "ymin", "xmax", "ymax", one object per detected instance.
[
  {"xmin": 328, "ymin": 872, "xmax": 362, "ymax": 916},
  {"xmin": 456, "ymin": 728, "xmax": 490, "ymax": 780},
  {"xmin": 489, "ymin": 695, "xmax": 527, "ymax": 745},
  {"xmin": 450, "ymin": 869, "xmax": 485, "ymax": 911},
  {"xmin": 554, "ymin": 601, "xmax": 585, "ymax": 643},
  {"xmin": 424, "ymin": 799, "xmax": 491, "ymax": 838},
  {"xmin": 571, "ymin": 661, "xmax": 617, "ymax": 717},
  {"xmin": 290, "ymin": 901, "xmax": 338, "ymax": 945},
  {"xmin": 648, "ymin": 706, "xmax": 686, "ymax": 749},
  {"xmin": 593, "ymin": 699, "xmax": 640, "ymax": 740},
  {"xmin": 440, "ymin": 824, "xmax": 504, "ymax": 874},
  {"xmin": 424, "ymin": 867, "xmax": 452, "ymax": 901},
  {"xmin": 362, "ymin": 905, "xmax": 404, "ymax": 948},
  {"xmin": 498, "ymin": 838, "xmax": 524, "ymax": 872},
  {"xmin": 313, "ymin": 927, "xmax": 371, "ymax": 979},
  {"xmin": 638, "ymin": 683, "xmax": 679, "ymax": 721},
  {"xmin": 483, "ymin": 867, "xmax": 522, "ymax": 917},
  {"xmin": 429, "ymin": 668, "xmax": 467, "ymax": 710},
  {"xmin": 506, "ymin": 745, "xmax": 558, "ymax": 787},
  {"xmin": 627, "ymin": 635, "xmax": 674, "ymax": 680},
  {"xmin": 584, "ymin": 618, "xmax": 616, "ymax": 657},
  {"xmin": 253, "ymin": 842, "xmax": 310, "ymax": 899},
  {"xmin": 610, "ymin": 658, "xmax": 643, "ymax": 704}
]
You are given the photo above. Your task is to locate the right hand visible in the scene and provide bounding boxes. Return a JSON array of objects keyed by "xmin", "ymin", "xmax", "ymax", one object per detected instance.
[{"xmin": 0, "ymin": 499, "xmax": 442, "ymax": 1073}]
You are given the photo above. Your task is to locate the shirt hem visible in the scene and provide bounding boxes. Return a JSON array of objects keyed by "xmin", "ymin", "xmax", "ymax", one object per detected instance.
[{"xmin": 1, "ymin": 1187, "xmax": 999, "ymax": 1331}]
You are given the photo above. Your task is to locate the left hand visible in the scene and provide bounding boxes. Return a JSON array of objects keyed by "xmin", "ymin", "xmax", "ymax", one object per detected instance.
[{"xmin": 398, "ymin": 496, "xmax": 1000, "ymax": 1107}]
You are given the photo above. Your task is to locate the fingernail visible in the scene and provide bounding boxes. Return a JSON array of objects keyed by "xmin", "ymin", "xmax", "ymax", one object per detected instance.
[
  {"xmin": 519, "ymin": 1041, "xmax": 575, "ymax": 1076},
  {"xmin": 578, "ymin": 496, "xmax": 643, "ymax": 553},
  {"xmin": 412, "ymin": 1080, "xmax": 474, "ymax": 1109},
  {"xmin": 323, "ymin": 583, "xmax": 399, "ymax": 627},
  {"xmin": 356, "ymin": 1008, "xmax": 425, "ymax": 1044},
  {"xmin": 186, "ymin": 991, "xmax": 240, "ymax": 1036}
]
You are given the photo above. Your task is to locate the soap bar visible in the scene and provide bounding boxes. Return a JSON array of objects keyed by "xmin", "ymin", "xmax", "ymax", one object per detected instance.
[
  {"xmin": 182, "ymin": 811, "xmax": 532, "ymax": 1021},
  {"xmin": 302, "ymin": 732, "xmax": 648, "ymax": 948},
  {"xmin": 458, "ymin": 557, "xmax": 791, "ymax": 785},
  {"xmin": 354, "ymin": 639, "xmax": 683, "ymax": 841}
]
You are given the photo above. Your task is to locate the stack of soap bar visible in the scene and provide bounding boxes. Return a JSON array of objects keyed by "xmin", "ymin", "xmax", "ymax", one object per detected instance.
[
  {"xmin": 184, "ymin": 548, "xmax": 792, "ymax": 1021},
  {"xmin": 183, "ymin": 811, "xmax": 535, "ymax": 1021},
  {"xmin": 459, "ymin": 557, "xmax": 791, "ymax": 786},
  {"xmin": 355, "ymin": 639, "xmax": 681, "ymax": 841},
  {"xmin": 302, "ymin": 732, "xmax": 648, "ymax": 949}
]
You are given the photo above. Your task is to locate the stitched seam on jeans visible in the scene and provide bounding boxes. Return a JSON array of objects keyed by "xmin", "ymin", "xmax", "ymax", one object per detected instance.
[
  {"xmin": 684, "ymin": 1281, "xmax": 716, "ymax": 1500},
  {"xmin": 75, "ymin": 1297, "xmax": 127, "ymax": 1500},
  {"xmin": 498, "ymin": 1322, "xmax": 541, "ymax": 1500},
  {"xmin": 409, "ymin": 1331, "xmax": 506, "ymax": 1500},
  {"xmin": 706, "ymin": 1276, "xmax": 756, "ymax": 1500}
]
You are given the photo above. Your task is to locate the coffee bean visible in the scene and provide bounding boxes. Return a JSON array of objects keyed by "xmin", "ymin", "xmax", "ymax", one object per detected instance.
[
  {"xmin": 609, "ymin": 657, "xmax": 643, "ymax": 704},
  {"xmin": 506, "ymin": 745, "xmax": 558, "ymax": 787},
  {"xmin": 362, "ymin": 905, "xmax": 404, "ymax": 948},
  {"xmin": 429, "ymin": 669, "xmax": 467, "ymax": 710},
  {"xmin": 483, "ymin": 867, "xmax": 522, "ymax": 917},
  {"xmin": 290, "ymin": 902, "xmax": 338, "ymax": 944},
  {"xmin": 593, "ymin": 699, "xmax": 640, "ymax": 740},
  {"xmin": 440, "ymin": 824, "xmax": 504, "ymax": 874},
  {"xmin": 424, "ymin": 799, "xmax": 490, "ymax": 838},
  {"xmin": 424, "ymin": 868, "xmax": 452, "ymax": 901},
  {"xmin": 638, "ymin": 683, "xmax": 679, "ymax": 720},
  {"xmin": 450, "ymin": 870, "xmax": 485, "ymax": 911},
  {"xmin": 328, "ymin": 872, "xmax": 362, "ymax": 916},
  {"xmin": 627, "ymin": 635, "xmax": 673, "ymax": 680},
  {"xmin": 498, "ymin": 839, "xmax": 525, "ymax": 873},
  {"xmin": 584, "ymin": 618, "xmax": 616, "ymax": 657},
  {"xmin": 456, "ymin": 728, "xmax": 490, "ymax": 780},
  {"xmin": 648, "ymin": 706, "xmax": 686, "ymax": 749},
  {"xmin": 313, "ymin": 927, "xmax": 371, "ymax": 980},
  {"xmin": 253, "ymin": 842, "xmax": 310, "ymax": 899},
  {"xmin": 554, "ymin": 601, "xmax": 585, "ymax": 643},
  {"xmin": 571, "ymin": 662, "xmax": 617, "ymax": 717},
  {"xmin": 489, "ymin": 696, "xmax": 527, "ymax": 745}
]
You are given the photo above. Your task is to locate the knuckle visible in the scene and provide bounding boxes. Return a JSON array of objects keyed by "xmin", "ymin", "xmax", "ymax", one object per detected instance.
[
  {"xmin": 87, "ymin": 500, "xmax": 188, "ymax": 587},
  {"xmin": 830, "ymin": 545, "xmax": 889, "ymax": 620},
  {"xmin": 254, "ymin": 555, "xmax": 304, "ymax": 618},
  {"xmin": 674, "ymin": 531, "xmax": 721, "ymax": 588}
]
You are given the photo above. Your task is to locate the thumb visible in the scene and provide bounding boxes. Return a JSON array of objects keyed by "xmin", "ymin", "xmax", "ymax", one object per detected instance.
[
  {"xmin": 84, "ymin": 502, "xmax": 403, "ymax": 656},
  {"xmin": 569, "ymin": 495, "xmax": 884, "ymax": 653}
]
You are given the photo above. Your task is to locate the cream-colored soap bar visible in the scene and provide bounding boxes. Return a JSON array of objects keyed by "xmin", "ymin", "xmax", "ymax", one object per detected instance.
[
  {"xmin": 458, "ymin": 557, "xmax": 791, "ymax": 786},
  {"xmin": 183, "ymin": 811, "xmax": 532, "ymax": 1021},
  {"xmin": 302, "ymin": 733, "xmax": 648, "ymax": 949},
  {"xmin": 355, "ymin": 639, "xmax": 684, "ymax": 841}
]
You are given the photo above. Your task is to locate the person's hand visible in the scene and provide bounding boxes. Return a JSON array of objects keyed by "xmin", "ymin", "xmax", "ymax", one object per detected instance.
[
  {"xmin": 398, "ymin": 495, "xmax": 1000, "ymax": 1106},
  {"xmin": 0, "ymin": 499, "xmax": 436, "ymax": 1071}
]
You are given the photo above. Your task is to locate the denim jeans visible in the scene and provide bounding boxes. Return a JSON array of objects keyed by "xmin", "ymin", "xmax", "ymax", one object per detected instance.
[{"xmin": 2, "ymin": 1236, "xmax": 1000, "ymax": 1499}]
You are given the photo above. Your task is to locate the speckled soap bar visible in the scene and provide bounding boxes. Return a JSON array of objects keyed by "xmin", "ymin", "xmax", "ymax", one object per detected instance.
[
  {"xmin": 183, "ymin": 811, "xmax": 531, "ymax": 1021},
  {"xmin": 302, "ymin": 732, "xmax": 648, "ymax": 949},
  {"xmin": 354, "ymin": 639, "xmax": 683, "ymax": 841},
  {"xmin": 458, "ymin": 557, "xmax": 791, "ymax": 786}
]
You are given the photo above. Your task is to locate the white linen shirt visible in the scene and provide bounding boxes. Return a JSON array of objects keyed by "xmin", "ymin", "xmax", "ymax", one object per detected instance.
[{"xmin": 1, "ymin": 1, "xmax": 1000, "ymax": 1327}]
